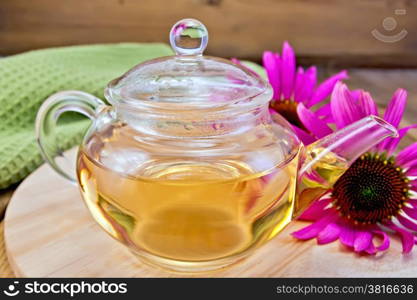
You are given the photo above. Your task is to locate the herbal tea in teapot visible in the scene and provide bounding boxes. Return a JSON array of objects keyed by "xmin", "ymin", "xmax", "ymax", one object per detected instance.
[{"xmin": 77, "ymin": 120, "xmax": 299, "ymax": 263}]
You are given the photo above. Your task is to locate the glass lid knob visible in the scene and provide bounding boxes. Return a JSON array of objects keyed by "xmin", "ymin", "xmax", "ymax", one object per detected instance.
[{"xmin": 169, "ymin": 18, "xmax": 208, "ymax": 56}]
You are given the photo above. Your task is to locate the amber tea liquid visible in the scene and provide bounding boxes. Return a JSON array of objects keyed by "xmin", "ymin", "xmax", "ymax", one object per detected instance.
[{"xmin": 77, "ymin": 134, "xmax": 298, "ymax": 264}]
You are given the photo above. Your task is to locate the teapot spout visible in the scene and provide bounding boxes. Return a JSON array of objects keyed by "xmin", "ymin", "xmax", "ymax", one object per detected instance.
[{"xmin": 294, "ymin": 115, "xmax": 398, "ymax": 218}]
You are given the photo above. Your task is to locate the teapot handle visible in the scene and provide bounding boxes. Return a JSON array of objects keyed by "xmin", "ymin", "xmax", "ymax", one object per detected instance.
[{"xmin": 35, "ymin": 91, "xmax": 106, "ymax": 183}]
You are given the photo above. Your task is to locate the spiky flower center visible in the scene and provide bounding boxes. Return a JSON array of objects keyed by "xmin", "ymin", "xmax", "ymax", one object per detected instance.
[
  {"xmin": 332, "ymin": 153, "xmax": 410, "ymax": 224},
  {"xmin": 270, "ymin": 100, "xmax": 306, "ymax": 130}
]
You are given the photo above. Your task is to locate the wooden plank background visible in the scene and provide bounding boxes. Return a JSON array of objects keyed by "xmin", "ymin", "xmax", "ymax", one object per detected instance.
[{"xmin": 0, "ymin": 0, "xmax": 417, "ymax": 67}]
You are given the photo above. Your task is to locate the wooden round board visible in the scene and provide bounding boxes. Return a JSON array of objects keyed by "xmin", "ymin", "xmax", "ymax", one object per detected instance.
[{"xmin": 4, "ymin": 148, "xmax": 417, "ymax": 277}]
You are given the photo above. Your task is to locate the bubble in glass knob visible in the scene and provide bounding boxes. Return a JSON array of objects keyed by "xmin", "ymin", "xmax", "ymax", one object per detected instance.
[{"xmin": 169, "ymin": 19, "xmax": 208, "ymax": 56}]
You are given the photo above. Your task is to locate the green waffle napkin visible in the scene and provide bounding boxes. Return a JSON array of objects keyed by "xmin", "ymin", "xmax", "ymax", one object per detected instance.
[{"xmin": 0, "ymin": 43, "xmax": 173, "ymax": 189}]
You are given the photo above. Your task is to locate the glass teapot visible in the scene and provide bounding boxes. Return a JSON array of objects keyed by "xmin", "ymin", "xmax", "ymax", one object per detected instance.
[{"xmin": 35, "ymin": 19, "xmax": 397, "ymax": 272}]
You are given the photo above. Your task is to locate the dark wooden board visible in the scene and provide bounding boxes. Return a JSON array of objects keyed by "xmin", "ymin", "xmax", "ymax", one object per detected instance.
[{"xmin": 1, "ymin": 0, "xmax": 417, "ymax": 67}]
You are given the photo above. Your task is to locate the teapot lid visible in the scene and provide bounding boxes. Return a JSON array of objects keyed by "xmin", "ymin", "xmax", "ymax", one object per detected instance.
[{"xmin": 106, "ymin": 19, "xmax": 271, "ymax": 110}]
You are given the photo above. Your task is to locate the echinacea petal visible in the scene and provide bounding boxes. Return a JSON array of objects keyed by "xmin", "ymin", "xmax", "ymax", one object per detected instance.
[
  {"xmin": 403, "ymin": 157, "xmax": 417, "ymax": 170},
  {"xmin": 372, "ymin": 229, "xmax": 390, "ymax": 251},
  {"xmin": 315, "ymin": 102, "xmax": 330, "ymax": 116},
  {"xmin": 350, "ymin": 89, "xmax": 361, "ymax": 101},
  {"xmin": 296, "ymin": 66, "xmax": 317, "ymax": 105},
  {"xmin": 397, "ymin": 141, "xmax": 417, "ymax": 165},
  {"xmin": 263, "ymin": 51, "xmax": 281, "ymax": 99},
  {"xmin": 280, "ymin": 41, "xmax": 296, "ymax": 100},
  {"xmin": 307, "ymin": 70, "xmax": 348, "ymax": 107},
  {"xmin": 407, "ymin": 171, "xmax": 417, "ymax": 177},
  {"xmin": 293, "ymin": 67, "xmax": 305, "ymax": 103},
  {"xmin": 331, "ymin": 82, "xmax": 362, "ymax": 129},
  {"xmin": 397, "ymin": 215, "xmax": 417, "ymax": 231},
  {"xmin": 297, "ymin": 103, "xmax": 333, "ymax": 138},
  {"xmin": 358, "ymin": 90, "xmax": 378, "ymax": 116},
  {"xmin": 385, "ymin": 221, "xmax": 414, "ymax": 253},
  {"xmin": 339, "ymin": 223, "xmax": 356, "ymax": 247},
  {"xmin": 321, "ymin": 114, "xmax": 334, "ymax": 124},
  {"xmin": 315, "ymin": 103, "xmax": 334, "ymax": 123},
  {"xmin": 407, "ymin": 199, "xmax": 417, "ymax": 208},
  {"xmin": 383, "ymin": 89, "xmax": 407, "ymax": 128},
  {"xmin": 292, "ymin": 125, "xmax": 316, "ymax": 145},
  {"xmin": 298, "ymin": 198, "xmax": 332, "ymax": 221},
  {"xmin": 292, "ymin": 211, "xmax": 338, "ymax": 240},
  {"xmin": 365, "ymin": 243, "xmax": 377, "ymax": 255},
  {"xmin": 354, "ymin": 230, "xmax": 373, "ymax": 252},
  {"xmin": 317, "ymin": 222, "xmax": 341, "ymax": 244},
  {"xmin": 379, "ymin": 124, "xmax": 417, "ymax": 154},
  {"xmin": 403, "ymin": 206, "xmax": 417, "ymax": 219}
]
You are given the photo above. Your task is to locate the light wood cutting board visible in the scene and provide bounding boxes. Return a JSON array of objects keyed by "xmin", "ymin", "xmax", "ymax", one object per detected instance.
[{"xmin": 4, "ymin": 149, "xmax": 417, "ymax": 277}]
